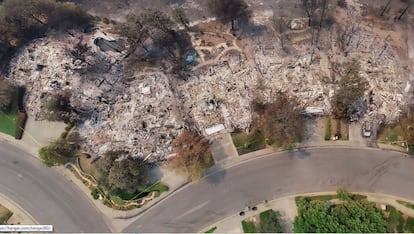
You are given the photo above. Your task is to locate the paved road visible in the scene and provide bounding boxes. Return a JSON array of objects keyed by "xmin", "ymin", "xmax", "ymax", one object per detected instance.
[
  {"xmin": 0, "ymin": 141, "xmax": 111, "ymax": 232},
  {"xmin": 124, "ymin": 147, "xmax": 414, "ymax": 233}
]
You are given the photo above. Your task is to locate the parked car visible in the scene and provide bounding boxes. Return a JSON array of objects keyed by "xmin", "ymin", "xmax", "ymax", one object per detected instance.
[{"xmin": 362, "ymin": 121, "xmax": 372, "ymax": 137}]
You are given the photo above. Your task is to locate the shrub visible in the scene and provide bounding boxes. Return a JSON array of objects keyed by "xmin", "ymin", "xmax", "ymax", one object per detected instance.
[
  {"xmin": 0, "ymin": 210, "xmax": 13, "ymax": 224},
  {"xmin": 14, "ymin": 111, "xmax": 27, "ymax": 139},
  {"xmin": 324, "ymin": 118, "xmax": 331, "ymax": 141},
  {"xmin": 39, "ymin": 147, "xmax": 55, "ymax": 167},
  {"xmin": 91, "ymin": 187, "xmax": 100, "ymax": 200},
  {"xmin": 60, "ymin": 131, "xmax": 68, "ymax": 139},
  {"xmin": 242, "ymin": 220, "xmax": 256, "ymax": 233},
  {"xmin": 405, "ymin": 217, "xmax": 414, "ymax": 232}
]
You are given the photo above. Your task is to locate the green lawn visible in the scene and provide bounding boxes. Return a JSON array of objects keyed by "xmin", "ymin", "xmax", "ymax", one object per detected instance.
[
  {"xmin": 324, "ymin": 118, "xmax": 331, "ymax": 141},
  {"xmin": 378, "ymin": 125, "xmax": 403, "ymax": 142},
  {"xmin": 0, "ymin": 108, "xmax": 17, "ymax": 137},
  {"xmin": 386, "ymin": 205, "xmax": 404, "ymax": 233},
  {"xmin": 397, "ymin": 200, "xmax": 414, "ymax": 210},
  {"xmin": 242, "ymin": 220, "xmax": 256, "ymax": 233},
  {"xmin": 0, "ymin": 205, "xmax": 13, "ymax": 224},
  {"xmin": 111, "ymin": 183, "xmax": 169, "ymax": 201},
  {"xmin": 295, "ymin": 193, "xmax": 367, "ymax": 204},
  {"xmin": 111, "ymin": 195, "xmax": 126, "ymax": 206},
  {"xmin": 78, "ymin": 155, "xmax": 102, "ymax": 179},
  {"xmin": 259, "ymin": 209, "xmax": 274, "ymax": 222},
  {"xmin": 232, "ymin": 130, "xmax": 266, "ymax": 155},
  {"xmin": 405, "ymin": 217, "xmax": 414, "ymax": 232},
  {"xmin": 295, "ymin": 194, "xmax": 337, "ymax": 203},
  {"xmin": 204, "ymin": 226, "xmax": 217, "ymax": 233}
]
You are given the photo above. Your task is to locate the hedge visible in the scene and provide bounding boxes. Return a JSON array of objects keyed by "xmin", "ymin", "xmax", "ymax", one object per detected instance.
[{"xmin": 14, "ymin": 111, "xmax": 27, "ymax": 140}]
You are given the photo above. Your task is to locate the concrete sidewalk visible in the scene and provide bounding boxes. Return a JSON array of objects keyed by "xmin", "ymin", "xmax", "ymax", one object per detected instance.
[
  {"xmin": 201, "ymin": 192, "xmax": 414, "ymax": 233},
  {"xmin": 0, "ymin": 193, "xmax": 37, "ymax": 225}
]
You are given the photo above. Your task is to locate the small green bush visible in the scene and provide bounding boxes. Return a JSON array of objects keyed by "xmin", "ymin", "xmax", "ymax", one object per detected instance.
[
  {"xmin": 242, "ymin": 220, "xmax": 256, "ymax": 233},
  {"xmin": 324, "ymin": 118, "xmax": 331, "ymax": 141},
  {"xmin": 91, "ymin": 187, "xmax": 100, "ymax": 200},
  {"xmin": 265, "ymin": 138, "xmax": 275, "ymax": 145},
  {"xmin": 397, "ymin": 200, "xmax": 414, "ymax": 210},
  {"xmin": 205, "ymin": 226, "xmax": 217, "ymax": 233},
  {"xmin": 60, "ymin": 131, "xmax": 68, "ymax": 139},
  {"xmin": 39, "ymin": 147, "xmax": 54, "ymax": 167},
  {"xmin": 405, "ymin": 217, "xmax": 414, "ymax": 232},
  {"xmin": 0, "ymin": 210, "xmax": 13, "ymax": 224},
  {"xmin": 14, "ymin": 111, "xmax": 27, "ymax": 140}
]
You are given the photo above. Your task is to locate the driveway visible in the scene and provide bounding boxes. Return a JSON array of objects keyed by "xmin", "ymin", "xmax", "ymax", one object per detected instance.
[{"xmin": 124, "ymin": 147, "xmax": 414, "ymax": 232}]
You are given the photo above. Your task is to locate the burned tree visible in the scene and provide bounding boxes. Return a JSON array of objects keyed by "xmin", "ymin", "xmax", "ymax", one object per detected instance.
[
  {"xmin": 396, "ymin": 1, "xmax": 412, "ymax": 20},
  {"xmin": 119, "ymin": 14, "xmax": 150, "ymax": 57},
  {"xmin": 207, "ymin": 0, "xmax": 251, "ymax": 31},
  {"xmin": 331, "ymin": 59, "xmax": 368, "ymax": 119},
  {"xmin": 172, "ymin": 6, "xmax": 190, "ymax": 30},
  {"xmin": 336, "ymin": 23, "xmax": 360, "ymax": 54},
  {"xmin": 380, "ymin": 0, "xmax": 392, "ymax": 17},
  {"xmin": 254, "ymin": 92, "xmax": 304, "ymax": 147},
  {"xmin": 169, "ymin": 129, "xmax": 213, "ymax": 181},
  {"xmin": 301, "ymin": 0, "xmax": 319, "ymax": 26},
  {"xmin": 272, "ymin": 15, "xmax": 288, "ymax": 52}
]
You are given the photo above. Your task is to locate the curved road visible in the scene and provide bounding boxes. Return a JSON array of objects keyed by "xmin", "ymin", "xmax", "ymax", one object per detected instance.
[
  {"xmin": 124, "ymin": 147, "xmax": 414, "ymax": 232},
  {"xmin": 0, "ymin": 141, "xmax": 110, "ymax": 232}
]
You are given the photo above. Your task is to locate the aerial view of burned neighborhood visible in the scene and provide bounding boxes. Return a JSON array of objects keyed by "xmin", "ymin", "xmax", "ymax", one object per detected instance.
[{"xmin": 1, "ymin": 0, "xmax": 414, "ymax": 233}]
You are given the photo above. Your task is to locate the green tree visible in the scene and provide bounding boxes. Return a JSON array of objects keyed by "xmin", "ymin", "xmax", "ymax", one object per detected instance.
[
  {"xmin": 38, "ymin": 132, "xmax": 80, "ymax": 167},
  {"xmin": 95, "ymin": 151, "xmax": 123, "ymax": 189},
  {"xmin": 294, "ymin": 190, "xmax": 387, "ymax": 233},
  {"xmin": 107, "ymin": 158, "xmax": 149, "ymax": 194},
  {"xmin": 207, "ymin": 0, "xmax": 250, "ymax": 31},
  {"xmin": 337, "ymin": 188, "xmax": 352, "ymax": 201},
  {"xmin": 331, "ymin": 59, "xmax": 368, "ymax": 119},
  {"xmin": 259, "ymin": 210, "xmax": 285, "ymax": 233}
]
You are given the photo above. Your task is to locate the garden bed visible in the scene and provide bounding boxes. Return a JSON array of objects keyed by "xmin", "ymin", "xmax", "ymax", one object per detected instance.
[
  {"xmin": 232, "ymin": 129, "xmax": 266, "ymax": 155},
  {"xmin": 0, "ymin": 205, "xmax": 13, "ymax": 224}
]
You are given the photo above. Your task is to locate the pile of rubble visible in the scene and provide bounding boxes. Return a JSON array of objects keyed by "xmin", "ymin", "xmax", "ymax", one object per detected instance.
[
  {"xmin": 8, "ymin": 30, "xmax": 182, "ymax": 162},
  {"xmin": 180, "ymin": 50, "xmax": 255, "ymax": 132},
  {"xmin": 6, "ymin": 6, "xmax": 412, "ymax": 161}
]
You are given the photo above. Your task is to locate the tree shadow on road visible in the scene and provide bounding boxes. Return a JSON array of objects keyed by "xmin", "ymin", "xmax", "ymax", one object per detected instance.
[
  {"xmin": 204, "ymin": 163, "xmax": 227, "ymax": 186},
  {"xmin": 287, "ymin": 147, "xmax": 311, "ymax": 159}
]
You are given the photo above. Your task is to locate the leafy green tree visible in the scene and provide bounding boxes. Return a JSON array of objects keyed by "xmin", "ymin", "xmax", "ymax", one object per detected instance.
[
  {"xmin": 95, "ymin": 151, "xmax": 149, "ymax": 193},
  {"xmin": 294, "ymin": 190, "xmax": 387, "ymax": 233},
  {"xmin": 107, "ymin": 158, "xmax": 149, "ymax": 194},
  {"xmin": 38, "ymin": 132, "xmax": 81, "ymax": 167},
  {"xmin": 207, "ymin": 0, "xmax": 250, "ymax": 31},
  {"xmin": 95, "ymin": 151, "xmax": 123, "ymax": 189},
  {"xmin": 337, "ymin": 188, "xmax": 352, "ymax": 201},
  {"xmin": 331, "ymin": 59, "xmax": 368, "ymax": 119},
  {"xmin": 259, "ymin": 210, "xmax": 285, "ymax": 233}
]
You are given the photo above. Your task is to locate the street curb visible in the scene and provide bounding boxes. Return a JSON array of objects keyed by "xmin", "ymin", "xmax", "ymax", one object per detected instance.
[
  {"xmin": 0, "ymin": 193, "xmax": 39, "ymax": 225},
  {"xmin": 205, "ymin": 144, "xmax": 412, "ymax": 178}
]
